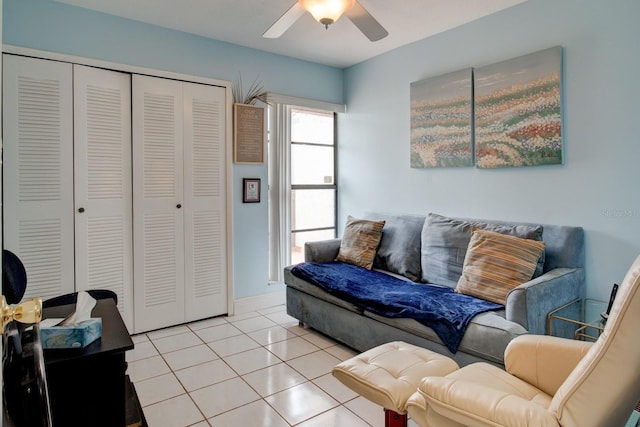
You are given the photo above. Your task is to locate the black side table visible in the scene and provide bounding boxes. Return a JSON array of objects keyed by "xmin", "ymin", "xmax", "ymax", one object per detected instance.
[{"xmin": 42, "ymin": 298, "xmax": 134, "ymax": 427}]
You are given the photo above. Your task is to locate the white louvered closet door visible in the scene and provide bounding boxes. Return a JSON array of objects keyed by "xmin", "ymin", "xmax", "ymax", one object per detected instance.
[
  {"xmin": 74, "ymin": 65, "xmax": 133, "ymax": 330},
  {"xmin": 2, "ymin": 54, "xmax": 75, "ymax": 300},
  {"xmin": 133, "ymin": 75, "xmax": 185, "ymax": 333},
  {"xmin": 183, "ymin": 82, "xmax": 227, "ymax": 322}
]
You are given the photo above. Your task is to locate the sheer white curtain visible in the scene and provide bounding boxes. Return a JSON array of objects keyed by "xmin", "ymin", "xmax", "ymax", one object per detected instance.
[{"xmin": 267, "ymin": 102, "xmax": 291, "ymax": 283}]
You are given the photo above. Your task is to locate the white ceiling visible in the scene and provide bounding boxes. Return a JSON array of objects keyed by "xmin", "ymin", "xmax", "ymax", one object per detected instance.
[{"xmin": 54, "ymin": 0, "xmax": 526, "ymax": 68}]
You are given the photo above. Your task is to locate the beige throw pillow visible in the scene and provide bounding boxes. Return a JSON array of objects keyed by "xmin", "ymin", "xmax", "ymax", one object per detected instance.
[
  {"xmin": 335, "ymin": 216, "xmax": 385, "ymax": 270},
  {"xmin": 455, "ymin": 228, "xmax": 546, "ymax": 304}
]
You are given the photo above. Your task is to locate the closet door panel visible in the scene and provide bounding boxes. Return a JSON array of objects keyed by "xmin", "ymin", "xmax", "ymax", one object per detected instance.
[
  {"xmin": 74, "ymin": 64, "xmax": 133, "ymax": 330},
  {"xmin": 133, "ymin": 75, "xmax": 185, "ymax": 333},
  {"xmin": 183, "ymin": 82, "xmax": 227, "ymax": 322},
  {"xmin": 2, "ymin": 54, "xmax": 74, "ymax": 300}
]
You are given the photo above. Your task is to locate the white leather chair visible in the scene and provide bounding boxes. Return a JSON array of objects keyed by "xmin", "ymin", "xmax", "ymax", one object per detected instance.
[{"xmin": 406, "ymin": 254, "xmax": 640, "ymax": 427}]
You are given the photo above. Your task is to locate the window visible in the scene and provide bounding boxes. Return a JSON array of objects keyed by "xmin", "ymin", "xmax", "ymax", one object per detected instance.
[
  {"xmin": 290, "ymin": 108, "xmax": 337, "ymax": 265},
  {"xmin": 267, "ymin": 98, "xmax": 342, "ymax": 283}
]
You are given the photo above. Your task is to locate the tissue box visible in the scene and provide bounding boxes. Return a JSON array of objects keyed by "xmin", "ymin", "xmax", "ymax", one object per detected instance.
[{"xmin": 40, "ymin": 318, "xmax": 103, "ymax": 349}]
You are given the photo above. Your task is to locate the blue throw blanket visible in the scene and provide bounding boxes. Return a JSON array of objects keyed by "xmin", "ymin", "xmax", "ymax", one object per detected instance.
[{"xmin": 290, "ymin": 262, "xmax": 503, "ymax": 353}]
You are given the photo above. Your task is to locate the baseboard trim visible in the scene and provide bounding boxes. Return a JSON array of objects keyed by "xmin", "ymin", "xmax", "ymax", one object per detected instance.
[{"xmin": 233, "ymin": 290, "xmax": 286, "ymax": 315}]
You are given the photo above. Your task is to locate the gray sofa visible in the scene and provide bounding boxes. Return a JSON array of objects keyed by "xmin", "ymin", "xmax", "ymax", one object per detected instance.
[{"xmin": 284, "ymin": 212, "xmax": 585, "ymax": 367}]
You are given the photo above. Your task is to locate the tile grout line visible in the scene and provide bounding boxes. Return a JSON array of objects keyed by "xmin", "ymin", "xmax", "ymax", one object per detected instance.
[{"xmin": 132, "ymin": 306, "xmax": 381, "ymax": 427}]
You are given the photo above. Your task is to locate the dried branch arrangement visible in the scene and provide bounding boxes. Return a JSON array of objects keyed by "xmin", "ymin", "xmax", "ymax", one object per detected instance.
[{"xmin": 232, "ymin": 73, "xmax": 267, "ymax": 105}]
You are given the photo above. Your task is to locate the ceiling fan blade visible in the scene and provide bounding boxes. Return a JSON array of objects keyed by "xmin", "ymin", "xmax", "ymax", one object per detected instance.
[
  {"xmin": 263, "ymin": 2, "xmax": 306, "ymax": 38},
  {"xmin": 345, "ymin": 0, "xmax": 388, "ymax": 42}
]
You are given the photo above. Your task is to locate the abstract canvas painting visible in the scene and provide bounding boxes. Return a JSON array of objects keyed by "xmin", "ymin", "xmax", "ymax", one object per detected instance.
[
  {"xmin": 410, "ymin": 68, "xmax": 473, "ymax": 168},
  {"xmin": 474, "ymin": 46, "xmax": 563, "ymax": 168}
]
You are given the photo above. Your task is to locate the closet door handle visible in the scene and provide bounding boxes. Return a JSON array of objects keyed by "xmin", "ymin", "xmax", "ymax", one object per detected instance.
[
  {"xmin": 78, "ymin": 207, "xmax": 85, "ymax": 213},
  {"xmin": 176, "ymin": 204, "xmax": 182, "ymax": 209}
]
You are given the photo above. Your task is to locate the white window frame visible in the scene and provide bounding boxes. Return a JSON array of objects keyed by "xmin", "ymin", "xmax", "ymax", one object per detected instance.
[{"xmin": 266, "ymin": 93, "xmax": 345, "ymax": 283}]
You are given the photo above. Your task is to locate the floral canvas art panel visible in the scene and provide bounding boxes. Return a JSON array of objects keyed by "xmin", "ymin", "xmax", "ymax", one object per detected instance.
[
  {"xmin": 410, "ymin": 68, "xmax": 473, "ymax": 168},
  {"xmin": 474, "ymin": 46, "xmax": 563, "ymax": 168}
]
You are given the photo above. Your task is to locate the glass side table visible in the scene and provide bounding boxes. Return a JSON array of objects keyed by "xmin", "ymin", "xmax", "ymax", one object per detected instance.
[{"xmin": 547, "ymin": 298, "xmax": 608, "ymax": 341}]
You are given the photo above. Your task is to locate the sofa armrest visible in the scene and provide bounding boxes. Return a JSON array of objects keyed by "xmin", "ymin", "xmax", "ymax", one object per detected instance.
[
  {"xmin": 304, "ymin": 239, "xmax": 341, "ymax": 262},
  {"xmin": 504, "ymin": 335, "xmax": 592, "ymax": 396},
  {"xmin": 505, "ymin": 267, "xmax": 585, "ymax": 334}
]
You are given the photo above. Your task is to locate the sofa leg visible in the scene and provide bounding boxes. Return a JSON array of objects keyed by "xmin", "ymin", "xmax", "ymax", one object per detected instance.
[{"xmin": 384, "ymin": 409, "xmax": 407, "ymax": 427}]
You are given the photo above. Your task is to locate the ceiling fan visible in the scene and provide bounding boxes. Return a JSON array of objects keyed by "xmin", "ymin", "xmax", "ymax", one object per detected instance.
[{"xmin": 263, "ymin": 0, "xmax": 389, "ymax": 42}]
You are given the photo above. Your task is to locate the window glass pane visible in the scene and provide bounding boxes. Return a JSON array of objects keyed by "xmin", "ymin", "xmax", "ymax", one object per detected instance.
[
  {"xmin": 291, "ymin": 229, "xmax": 336, "ymax": 265},
  {"xmin": 291, "ymin": 109, "xmax": 334, "ymax": 145},
  {"xmin": 291, "ymin": 189, "xmax": 335, "ymax": 231},
  {"xmin": 291, "ymin": 145, "xmax": 334, "ymax": 185}
]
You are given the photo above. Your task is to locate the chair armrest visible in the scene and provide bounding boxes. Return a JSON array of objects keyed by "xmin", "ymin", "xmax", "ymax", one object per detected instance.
[
  {"xmin": 420, "ymin": 376, "xmax": 558, "ymax": 426},
  {"xmin": 304, "ymin": 239, "xmax": 341, "ymax": 262},
  {"xmin": 506, "ymin": 267, "xmax": 585, "ymax": 334},
  {"xmin": 505, "ymin": 335, "xmax": 592, "ymax": 396}
]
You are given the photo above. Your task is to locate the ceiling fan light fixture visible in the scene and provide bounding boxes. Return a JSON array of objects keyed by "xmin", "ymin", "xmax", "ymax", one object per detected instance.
[{"xmin": 299, "ymin": 0, "xmax": 355, "ymax": 29}]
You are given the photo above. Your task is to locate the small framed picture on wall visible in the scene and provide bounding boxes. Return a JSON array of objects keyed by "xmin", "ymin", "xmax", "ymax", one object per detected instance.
[{"xmin": 243, "ymin": 178, "xmax": 261, "ymax": 203}]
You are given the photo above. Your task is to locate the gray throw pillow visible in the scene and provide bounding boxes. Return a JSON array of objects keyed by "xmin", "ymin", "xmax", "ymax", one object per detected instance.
[
  {"xmin": 421, "ymin": 213, "xmax": 544, "ymax": 287},
  {"xmin": 364, "ymin": 212, "xmax": 426, "ymax": 281}
]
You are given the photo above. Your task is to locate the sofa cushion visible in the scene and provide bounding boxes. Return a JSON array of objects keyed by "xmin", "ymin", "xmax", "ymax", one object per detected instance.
[
  {"xmin": 364, "ymin": 310, "xmax": 527, "ymax": 364},
  {"xmin": 455, "ymin": 229, "xmax": 546, "ymax": 304},
  {"xmin": 336, "ymin": 216, "xmax": 385, "ymax": 270},
  {"xmin": 363, "ymin": 212, "xmax": 426, "ymax": 281},
  {"xmin": 284, "ymin": 266, "xmax": 365, "ymax": 314},
  {"xmin": 421, "ymin": 213, "xmax": 544, "ymax": 288}
]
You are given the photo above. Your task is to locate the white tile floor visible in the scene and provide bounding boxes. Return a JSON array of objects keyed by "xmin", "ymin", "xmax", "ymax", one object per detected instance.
[{"xmin": 127, "ymin": 304, "xmax": 420, "ymax": 427}]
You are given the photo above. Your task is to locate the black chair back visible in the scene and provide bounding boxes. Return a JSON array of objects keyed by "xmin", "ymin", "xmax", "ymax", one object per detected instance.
[{"xmin": 3, "ymin": 249, "xmax": 27, "ymax": 304}]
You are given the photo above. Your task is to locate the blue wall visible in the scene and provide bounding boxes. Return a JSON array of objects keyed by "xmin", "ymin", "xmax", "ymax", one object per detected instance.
[
  {"xmin": 340, "ymin": 0, "xmax": 640, "ymax": 300},
  {"xmin": 3, "ymin": 0, "xmax": 344, "ymax": 301}
]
